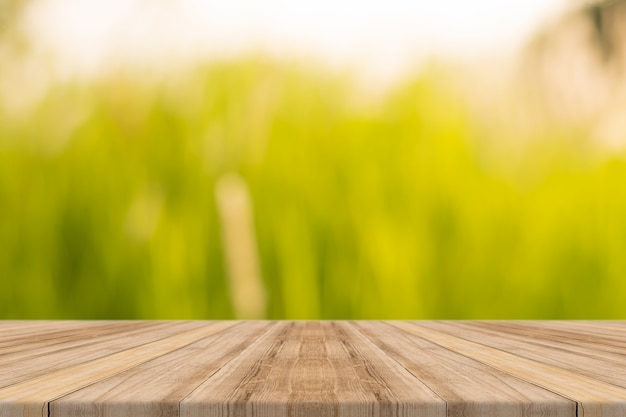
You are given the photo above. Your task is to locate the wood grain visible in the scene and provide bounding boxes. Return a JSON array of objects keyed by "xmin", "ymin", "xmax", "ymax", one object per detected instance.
[{"xmin": 1, "ymin": 321, "xmax": 625, "ymax": 417}]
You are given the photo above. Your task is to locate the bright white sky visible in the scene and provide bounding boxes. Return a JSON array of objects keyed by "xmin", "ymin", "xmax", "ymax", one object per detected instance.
[{"xmin": 24, "ymin": 0, "xmax": 568, "ymax": 78}]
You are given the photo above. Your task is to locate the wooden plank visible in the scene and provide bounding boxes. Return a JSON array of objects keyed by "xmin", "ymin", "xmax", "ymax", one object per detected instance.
[
  {"xmin": 0, "ymin": 321, "xmax": 202, "ymax": 388},
  {"xmin": 391, "ymin": 321, "xmax": 626, "ymax": 417},
  {"xmin": 451, "ymin": 321, "xmax": 626, "ymax": 387},
  {"xmin": 0, "ymin": 321, "xmax": 238, "ymax": 417},
  {"xmin": 50, "ymin": 321, "xmax": 274, "ymax": 417},
  {"xmin": 0, "ymin": 321, "xmax": 160, "ymax": 360},
  {"xmin": 0, "ymin": 321, "xmax": 123, "ymax": 350},
  {"xmin": 180, "ymin": 321, "xmax": 446, "ymax": 417},
  {"xmin": 2, "ymin": 321, "xmax": 626, "ymax": 417},
  {"xmin": 467, "ymin": 321, "xmax": 626, "ymax": 347},
  {"xmin": 0, "ymin": 321, "xmax": 60, "ymax": 334},
  {"xmin": 352, "ymin": 321, "xmax": 576, "ymax": 417},
  {"xmin": 487, "ymin": 321, "xmax": 626, "ymax": 357}
]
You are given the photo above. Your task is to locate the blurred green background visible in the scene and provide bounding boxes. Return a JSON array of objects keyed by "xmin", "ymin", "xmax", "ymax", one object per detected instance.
[{"xmin": 2, "ymin": 1, "xmax": 626, "ymax": 319}]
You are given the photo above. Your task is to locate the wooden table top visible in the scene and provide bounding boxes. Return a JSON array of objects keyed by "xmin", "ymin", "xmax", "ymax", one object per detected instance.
[{"xmin": 1, "ymin": 321, "xmax": 626, "ymax": 417}]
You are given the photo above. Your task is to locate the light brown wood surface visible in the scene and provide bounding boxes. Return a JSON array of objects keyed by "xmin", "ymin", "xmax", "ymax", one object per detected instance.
[{"xmin": 1, "ymin": 321, "xmax": 625, "ymax": 417}]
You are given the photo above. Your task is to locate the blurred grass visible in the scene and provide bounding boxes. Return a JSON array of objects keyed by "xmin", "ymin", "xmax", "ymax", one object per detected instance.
[{"xmin": 1, "ymin": 56, "xmax": 626, "ymax": 319}]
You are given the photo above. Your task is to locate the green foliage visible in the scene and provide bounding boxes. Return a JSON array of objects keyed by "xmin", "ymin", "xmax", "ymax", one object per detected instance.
[{"xmin": 1, "ymin": 57, "xmax": 625, "ymax": 319}]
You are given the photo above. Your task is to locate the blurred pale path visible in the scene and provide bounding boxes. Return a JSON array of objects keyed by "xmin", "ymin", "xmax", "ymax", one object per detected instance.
[{"xmin": 215, "ymin": 173, "xmax": 266, "ymax": 319}]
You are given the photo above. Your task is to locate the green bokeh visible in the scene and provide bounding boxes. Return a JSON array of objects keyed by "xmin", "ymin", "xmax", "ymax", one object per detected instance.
[{"xmin": 1, "ymin": 58, "xmax": 625, "ymax": 319}]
